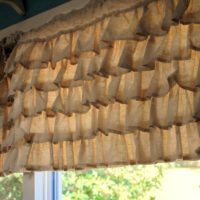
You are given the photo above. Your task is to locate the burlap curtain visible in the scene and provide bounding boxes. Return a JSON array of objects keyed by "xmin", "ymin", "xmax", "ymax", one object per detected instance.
[{"xmin": 0, "ymin": 0, "xmax": 200, "ymax": 175}]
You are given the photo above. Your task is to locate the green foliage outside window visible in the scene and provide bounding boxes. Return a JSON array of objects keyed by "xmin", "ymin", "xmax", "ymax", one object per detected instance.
[
  {"xmin": 62, "ymin": 165, "xmax": 164, "ymax": 200},
  {"xmin": 0, "ymin": 173, "xmax": 23, "ymax": 200}
]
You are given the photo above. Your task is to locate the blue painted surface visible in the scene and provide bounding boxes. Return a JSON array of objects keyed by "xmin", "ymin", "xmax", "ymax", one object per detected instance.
[
  {"xmin": 52, "ymin": 172, "xmax": 62, "ymax": 200},
  {"xmin": 0, "ymin": 0, "xmax": 71, "ymax": 29}
]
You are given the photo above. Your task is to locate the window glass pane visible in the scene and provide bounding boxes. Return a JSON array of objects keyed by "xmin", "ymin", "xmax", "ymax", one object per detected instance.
[
  {"xmin": 0, "ymin": 173, "xmax": 23, "ymax": 200},
  {"xmin": 62, "ymin": 162, "xmax": 200, "ymax": 200},
  {"xmin": 61, "ymin": 165, "xmax": 163, "ymax": 200}
]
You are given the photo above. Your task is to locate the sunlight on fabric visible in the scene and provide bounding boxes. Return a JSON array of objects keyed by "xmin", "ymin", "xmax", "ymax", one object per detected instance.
[{"xmin": 0, "ymin": 0, "xmax": 199, "ymax": 175}]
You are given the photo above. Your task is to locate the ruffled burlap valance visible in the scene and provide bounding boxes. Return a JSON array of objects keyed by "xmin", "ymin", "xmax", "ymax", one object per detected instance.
[{"xmin": 0, "ymin": 0, "xmax": 200, "ymax": 174}]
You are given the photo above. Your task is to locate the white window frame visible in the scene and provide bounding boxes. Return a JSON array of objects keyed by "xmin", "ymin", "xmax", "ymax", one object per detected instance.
[{"xmin": 23, "ymin": 172, "xmax": 62, "ymax": 200}]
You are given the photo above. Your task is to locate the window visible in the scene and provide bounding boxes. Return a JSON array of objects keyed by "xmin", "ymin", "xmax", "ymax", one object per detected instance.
[
  {"xmin": 0, "ymin": 162, "xmax": 200, "ymax": 200},
  {"xmin": 0, "ymin": 172, "xmax": 61, "ymax": 200},
  {"xmin": 23, "ymin": 172, "xmax": 62, "ymax": 200},
  {"xmin": 61, "ymin": 163, "xmax": 200, "ymax": 200}
]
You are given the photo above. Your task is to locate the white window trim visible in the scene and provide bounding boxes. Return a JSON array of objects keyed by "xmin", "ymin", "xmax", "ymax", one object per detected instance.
[{"xmin": 23, "ymin": 172, "xmax": 62, "ymax": 200}]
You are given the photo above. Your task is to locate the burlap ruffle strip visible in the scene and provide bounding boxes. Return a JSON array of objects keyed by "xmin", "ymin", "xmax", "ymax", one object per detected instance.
[{"xmin": 0, "ymin": 0, "xmax": 200, "ymax": 174}]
